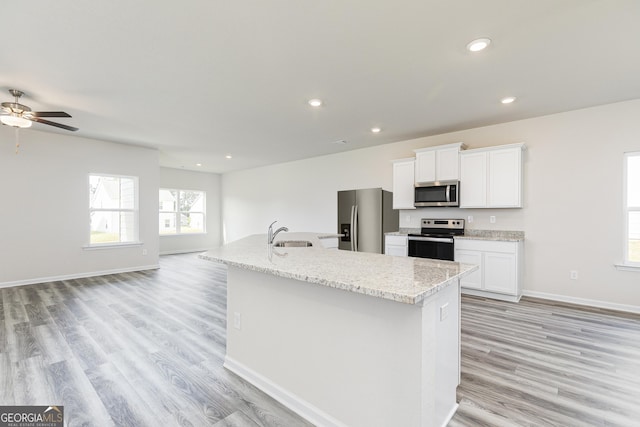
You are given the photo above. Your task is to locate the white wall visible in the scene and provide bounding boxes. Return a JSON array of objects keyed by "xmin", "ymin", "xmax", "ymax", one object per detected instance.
[
  {"xmin": 159, "ymin": 167, "xmax": 221, "ymax": 254},
  {"xmin": 221, "ymin": 142, "xmax": 401, "ymax": 242},
  {"xmin": 0, "ymin": 126, "xmax": 159, "ymax": 286},
  {"xmin": 221, "ymin": 99, "xmax": 640, "ymax": 309}
]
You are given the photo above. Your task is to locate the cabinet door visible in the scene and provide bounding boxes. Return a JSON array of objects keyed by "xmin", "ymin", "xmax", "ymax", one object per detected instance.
[
  {"xmin": 392, "ymin": 160, "xmax": 416, "ymax": 209},
  {"xmin": 320, "ymin": 237, "xmax": 339, "ymax": 249},
  {"xmin": 488, "ymin": 148, "xmax": 522, "ymax": 207},
  {"xmin": 415, "ymin": 150, "xmax": 436, "ymax": 184},
  {"xmin": 484, "ymin": 252, "xmax": 516, "ymax": 294},
  {"xmin": 454, "ymin": 250, "xmax": 482, "ymax": 289},
  {"xmin": 459, "ymin": 152, "xmax": 487, "ymax": 208},
  {"xmin": 437, "ymin": 147, "xmax": 460, "ymax": 181},
  {"xmin": 385, "ymin": 245, "xmax": 408, "ymax": 257}
]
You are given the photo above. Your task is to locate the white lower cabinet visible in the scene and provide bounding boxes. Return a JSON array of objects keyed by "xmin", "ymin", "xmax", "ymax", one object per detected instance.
[
  {"xmin": 319, "ymin": 237, "xmax": 339, "ymax": 249},
  {"xmin": 454, "ymin": 239, "xmax": 523, "ymax": 302},
  {"xmin": 453, "ymin": 250, "xmax": 482, "ymax": 289},
  {"xmin": 385, "ymin": 234, "xmax": 408, "ymax": 256}
]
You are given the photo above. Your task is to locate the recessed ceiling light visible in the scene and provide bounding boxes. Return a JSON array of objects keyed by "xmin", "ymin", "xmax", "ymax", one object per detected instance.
[
  {"xmin": 466, "ymin": 38, "xmax": 491, "ymax": 52},
  {"xmin": 225, "ymin": 154, "xmax": 233, "ymax": 159},
  {"xmin": 308, "ymin": 99, "xmax": 323, "ymax": 107},
  {"xmin": 371, "ymin": 127, "xmax": 382, "ymax": 133},
  {"xmin": 196, "ymin": 163, "xmax": 202, "ymax": 167},
  {"xmin": 501, "ymin": 96, "xmax": 516, "ymax": 104}
]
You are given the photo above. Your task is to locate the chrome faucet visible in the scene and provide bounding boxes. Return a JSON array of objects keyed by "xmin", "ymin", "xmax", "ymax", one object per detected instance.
[{"xmin": 268, "ymin": 220, "xmax": 289, "ymax": 244}]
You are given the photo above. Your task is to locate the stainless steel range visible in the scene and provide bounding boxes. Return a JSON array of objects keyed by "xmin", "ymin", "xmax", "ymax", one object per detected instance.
[{"xmin": 407, "ymin": 218, "xmax": 465, "ymax": 261}]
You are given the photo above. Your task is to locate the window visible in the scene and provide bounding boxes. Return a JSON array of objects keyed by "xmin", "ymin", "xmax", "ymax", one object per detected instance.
[
  {"xmin": 624, "ymin": 152, "xmax": 640, "ymax": 266},
  {"xmin": 159, "ymin": 189, "xmax": 206, "ymax": 235},
  {"xmin": 89, "ymin": 174, "xmax": 139, "ymax": 245}
]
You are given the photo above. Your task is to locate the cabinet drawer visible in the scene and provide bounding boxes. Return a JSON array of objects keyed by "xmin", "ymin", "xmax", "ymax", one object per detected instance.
[
  {"xmin": 455, "ymin": 239, "xmax": 516, "ymax": 254},
  {"xmin": 385, "ymin": 235, "xmax": 408, "ymax": 246}
]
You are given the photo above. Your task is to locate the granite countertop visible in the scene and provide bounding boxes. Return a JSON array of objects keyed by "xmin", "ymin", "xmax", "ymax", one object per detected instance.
[
  {"xmin": 455, "ymin": 230, "xmax": 524, "ymax": 242},
  {"xmin": 200, "ymin": 233, "xmax": 477, "ymax": 305}
]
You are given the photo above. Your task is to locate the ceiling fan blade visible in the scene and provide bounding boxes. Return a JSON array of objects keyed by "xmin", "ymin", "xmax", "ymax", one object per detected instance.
[
  {"xmin": 31, "ymin": 111, "xmax": 72, "ymax": 118},
  {"xmin": 30, "ymin": 117, "xmax": 78, "ymax": 132}
]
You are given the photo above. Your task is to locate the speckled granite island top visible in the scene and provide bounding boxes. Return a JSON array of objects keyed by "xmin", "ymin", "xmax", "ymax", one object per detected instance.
[{"xmin": 200, "ymin": 233, "xmax": 478, "ymax": 305}]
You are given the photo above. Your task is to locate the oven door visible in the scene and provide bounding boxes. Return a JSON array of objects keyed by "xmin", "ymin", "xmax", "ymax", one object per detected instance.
[{"xmin": 407, "ymin": 236, "xmax": 454, "ymax": 261}]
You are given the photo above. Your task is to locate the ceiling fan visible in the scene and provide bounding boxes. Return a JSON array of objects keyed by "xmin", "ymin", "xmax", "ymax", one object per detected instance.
[{"xmin": 1, "ymin": 89, "xmax": 78, "ymax": 131}]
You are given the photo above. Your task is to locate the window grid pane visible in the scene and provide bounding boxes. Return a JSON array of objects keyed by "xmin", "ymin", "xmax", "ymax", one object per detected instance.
[
  {"xmin": 159, "ymin": 188, "xmax": 206, "ymax": 235},
  {"xmin": 625, "ymin": 153, "xmax": 640, "ymax": 265},
  {"xmin": 90, "ymin": 174, "xmax": 138, "ymax": 245},
  {"xmin": 629, "ymin": 211, "xmax": 640, "ymax": 263}
]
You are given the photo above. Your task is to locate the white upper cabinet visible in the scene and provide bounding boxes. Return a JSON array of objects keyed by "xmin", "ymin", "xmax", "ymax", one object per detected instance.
[
  {"xmin": 459, "ymin": 151, "xmax": 487, "ymax": 208},
  {"xmin": 415, "ymin": 149, "xmax": 436, "ymax": 183},
  {"xmin": 413, "ymin": 142, "xmax": 465, "ymax": 184},
  {"xmin": 459, "ymin": 143, "xmax": 525, "ymax": 208},
  {"xmin": 488, "ymin": 148, "xmax": 522, "ymax": 207},
  {"xmin": 392, "ymin": 158, "xmax": 416, "ymax": 209}
]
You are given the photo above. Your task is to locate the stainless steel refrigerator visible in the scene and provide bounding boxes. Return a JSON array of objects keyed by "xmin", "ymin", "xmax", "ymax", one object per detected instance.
[{"xmin": 337, "ymin": 188, "xmax": 399, "ymax": 253}]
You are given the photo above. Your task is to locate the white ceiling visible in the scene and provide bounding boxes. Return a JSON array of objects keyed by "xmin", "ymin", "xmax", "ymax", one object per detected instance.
[{"xmin": 2, "ymin": 0, "xmax": 639, "ymax": 173}]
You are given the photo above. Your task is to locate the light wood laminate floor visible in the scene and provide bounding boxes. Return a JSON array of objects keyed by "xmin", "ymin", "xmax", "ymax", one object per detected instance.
[
  {"xmin": 451, "ymin": 295, "xmax": 640, "ymax": 427},
  {"xmin": 2, "ymin": 253, "xmax": 639, "ymax": 426}
]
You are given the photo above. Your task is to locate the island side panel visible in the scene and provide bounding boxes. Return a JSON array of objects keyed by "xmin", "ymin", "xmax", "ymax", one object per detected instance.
[
  {"xmin": 225, "ymin": 266, "xmax": 427, "ymax": 427},
  {"xmin": 429, "ymin": 280, "xmax": 460, "ymax": 425}
]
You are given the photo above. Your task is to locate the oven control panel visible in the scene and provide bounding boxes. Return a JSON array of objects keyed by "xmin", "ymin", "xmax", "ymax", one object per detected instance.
[{"xmin": 421, "ymin": 218, "xmax": 465, "ymax": 230}]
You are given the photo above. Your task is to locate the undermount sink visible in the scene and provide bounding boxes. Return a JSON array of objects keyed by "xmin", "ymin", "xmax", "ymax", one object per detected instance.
[{"xmin": 273, "ymin": 240, "xmax": 313, "ymax": 247}]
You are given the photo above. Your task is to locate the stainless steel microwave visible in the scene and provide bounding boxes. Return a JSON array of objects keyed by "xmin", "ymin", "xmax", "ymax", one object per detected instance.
[{"xmin": 414, "ymin": 181, "xmax": 459, "ymax": 207}]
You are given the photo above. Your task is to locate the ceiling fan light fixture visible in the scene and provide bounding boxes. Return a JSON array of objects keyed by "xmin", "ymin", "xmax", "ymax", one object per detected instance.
[{"xmin": 1, "ymin": 114, "xmax": 32, "ymax": 128}]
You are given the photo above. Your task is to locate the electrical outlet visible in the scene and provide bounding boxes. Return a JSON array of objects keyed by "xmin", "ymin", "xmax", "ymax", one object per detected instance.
[
  {"xmin": 467, "ymin": 215, "xmax": 473, "ymax": 223},
  {"xmin": 233, "ymin": 312, "xmax": 242, "ymax": 330},
  {"xmin": 440, "ymin": 303, "xmax": 449, "ymax": 321},
  {"xmin": 142, "ymin": 248, "xmax": 148, "ymax": 256},
  {"xmin": 489, "ymin": 216, "xmax": 496, "ymax": 224},
  {"xmin": 570, "ymin": 270, "xmax": 578, "ymax": 280}
]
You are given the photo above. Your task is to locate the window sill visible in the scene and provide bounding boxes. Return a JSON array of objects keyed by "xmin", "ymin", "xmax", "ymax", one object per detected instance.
[
  {"xmin": 614, "ymin": 263, "xmax": 640, "ymax": 272},
  {"xmin": 160, "ymin": 233, "xmax": 208, "ymax": 237},
  {"xmin": 83, "ymin": 242, "xmax": 143, "ymax": 250}
]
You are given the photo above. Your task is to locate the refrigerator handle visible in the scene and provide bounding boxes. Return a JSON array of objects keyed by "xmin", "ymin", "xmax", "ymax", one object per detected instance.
[
  {"xmin": 350, "ymin": 205, "xmax": 355, "ymax": 251},
  {"xmin": 354, "ymin": 204, "xmax": 359, "ymax": 252}
]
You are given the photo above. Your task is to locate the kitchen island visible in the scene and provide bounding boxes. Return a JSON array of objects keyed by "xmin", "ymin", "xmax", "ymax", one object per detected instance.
[{"xmin": 200, "ymin": 233, "xmax": 477, "ymax": 427}]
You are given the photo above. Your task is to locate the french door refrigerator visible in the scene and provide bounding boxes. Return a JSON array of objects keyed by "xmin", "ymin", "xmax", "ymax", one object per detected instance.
[{"xmin": 337, "ymin": 188, "xmax": 399, "ymax": 253}]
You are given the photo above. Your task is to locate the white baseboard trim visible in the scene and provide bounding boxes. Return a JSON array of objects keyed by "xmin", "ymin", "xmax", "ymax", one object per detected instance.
[
  {"xmin": 159, "ymin": 248, "xmax": 209, "ymax": 256},
  {"xmin": 0, "ymin": 264, "xmax": 160, "ymax": 290},
  {"xmin": 440, "ymin": 403, "xmax": 460, "ymax": 427},
  {"xmin": 522, "ymin": 290, "xmax": 640, "ymax": 314},
  {"xmin": 223, "ymin": 356, "xmax": 349, "ymax": 427},
  {"xmin": 462, "ymin": 288, "xmax": 522, "ymax": 303}
]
